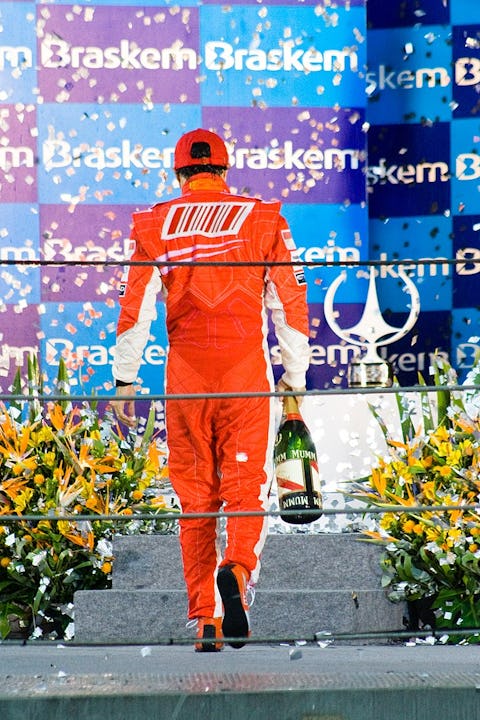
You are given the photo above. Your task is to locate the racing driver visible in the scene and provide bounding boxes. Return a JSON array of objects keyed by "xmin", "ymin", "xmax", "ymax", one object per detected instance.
[{"xmin": 112, "ymin": 128, "xmax": 311, "ymax": 651}]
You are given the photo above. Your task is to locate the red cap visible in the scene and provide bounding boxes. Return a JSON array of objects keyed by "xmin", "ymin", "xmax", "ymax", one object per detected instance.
[{"xmin": 174, "ymin": 128, "xmax": 229, "ymax": 170}]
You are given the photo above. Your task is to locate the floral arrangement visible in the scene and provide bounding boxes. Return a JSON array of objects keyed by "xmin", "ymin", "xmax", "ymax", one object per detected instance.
[
  {"xmin": 350, "ymin": 356, "xmax": 480, "ymax": 643},
  {"xmin": 0, "ymin": 357, "xmax": 176, "ymax": 641}
]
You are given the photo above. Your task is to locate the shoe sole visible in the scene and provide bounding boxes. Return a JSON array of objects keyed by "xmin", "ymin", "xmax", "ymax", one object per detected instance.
[
  {"xmin": 217, "ymin": 567, "xmax": 249, "ymax": 649},
  {"xmin": 195, "ymin": 624, "xmax": 222, "ymax": 653}
]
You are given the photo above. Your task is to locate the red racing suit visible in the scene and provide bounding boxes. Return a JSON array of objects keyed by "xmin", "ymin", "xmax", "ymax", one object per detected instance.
[{"xmin": 113, "ymin": 173, "xmax": 310, "ymax": 620}]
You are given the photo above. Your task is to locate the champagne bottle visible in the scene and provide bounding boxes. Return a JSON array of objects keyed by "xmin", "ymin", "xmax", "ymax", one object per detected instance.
[{"xmin": 274, "ymin": 395, "xmax": 322, "ymax": 524}]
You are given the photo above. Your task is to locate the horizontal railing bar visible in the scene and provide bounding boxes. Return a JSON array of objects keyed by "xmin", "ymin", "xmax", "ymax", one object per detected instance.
[
  {"xmin": 1, "ymin": 384, "xmax": 477, "ymax": 403},
  {"xmin": 0, "ymin": 257, "xmax": 477, "ymax": 268},
  {"xmin": 1, "ymin": 627, "xmax": 477, "ymax": 647},
  {"xmin": 0, "ymin": 503, "xmax": 478, "ymax": 524}
]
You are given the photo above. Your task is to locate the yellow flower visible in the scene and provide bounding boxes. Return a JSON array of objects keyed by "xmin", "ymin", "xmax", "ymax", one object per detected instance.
[
  {"xmin": 402, "ymin": 519, "xmax": 416, "ymax": 534},
  {"xmin": 370, "ymin": 467, "xmax": 387, "ymax": 497},
  {"xmin": 434, "ymin": 465, "xmax": 452, "ymax": 478},
  {"xmin": 158, "ymin": 465, "xmax": 169, "ymax": 480},
  {"xmin": 380, "ymin": 513, "xmax": 395, "ymax": 530},
  {"xmin": 431, "ymin": 426, "xmax": 450, "ymax": 444},
  {"xmin": 131, "ymin": 490, "xmax": 143, "ymax": 501},
  {"xmin": 48, "ymin": 403, "xmax": 65, "ymax": 431},
  {"xmin": 108, "ymin": 442, "xmax": 121, "ymax": 458},
  {"xmin": 86, "ymin": 530, "xmax": 94, "ymax": 551},
  {"xmin": 455, "ymin": 416, "xmax": 476, "ymax": 433},
  {"xmin": 10, "ymin": 456, "xmax": 37, "ymax": 476},
  {"xmin": 57, "ymin": 520, "xmax": 71, "ymax": 536},
  {"xmin": 76, "ymin": 443, "xmax": 118, "ymax": 475},
  {"xmin": 34, "ymin": 426, "xmax": 54, "ymax": 444},
  {"xmin": 58, "ymin": 476, "xmax": 86, "ymax": 510},
  {"xmin": 450, "ymin": 509, "xmax": 463, "ymax": 526},
  {"xmin": 85, "ymin": 495, "xmax": 103, "ymax": 513},
  {"xmin": 13, "ymin": 488, "xmax": 34, "ymax": 512},
  {"xmin": 0, "ymin": 557, "xmax": 11, "ymax": 568},
  {"xmin": 58, "ymin": 521, "xmax": 94, "ymax": 551},
  {"xmin": 469, "ymin": 544, "xmax": 478, "ymax": 553},
  {"xmin": 101, "ymin": 561, "xmax": 112, "ymax": 574},
  {"xmin": 148, "ymin": 442, "xmax": 161, "ymax": 471},
  {"xmin": 124, "ymin": 468, "xmax": 134, "ymax": 479},
  {"xmin": 460, "ymin": 439, "xmax": 474, "ymax": 457},
  {"xmin": 426, "ymin": 526, "xmax": 442, "ymax": 542},
  {"xmin": 434, "ymin": 442, "xmax": 450, "ymax": 458},
  {"xmin": 446, "ymin": 449, "xmax": 462, "ymax": 466},
  {"xmin": 422, "ymin": 481, "xmax": 436, "ymax": 501},
  {"xmin": 34, "ymin": 474, "xmax": 45, "ymax": 486},
  {"xmin": 413, "ymin": 523, "xmax": 424, "ymax": 536},
  {"xmin": 0, "ymin": 477, "xmax": 29, "ymax": 502},
  {"xmin": 43, "ymin": 451, "xmax": 56, "ymax": 467},
  {"xmin": 446, "ymin": 528, "xmax": 463, "ymax": 547},
  {"xmin": 363, "ymin": 529, "xmax": 396, "ymax": 542}
]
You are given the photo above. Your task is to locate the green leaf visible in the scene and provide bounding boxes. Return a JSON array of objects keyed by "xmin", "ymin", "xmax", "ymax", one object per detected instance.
[
  {"xmin": 9, "ymin": 366, "xmax": 24, "ymax": 419},
  {"xmin": 140, "ymin": 402, "xmax": 156, "ymax": 449},
  {"xmin": 431, "ymin": 356, "xmax": 451, "ymax": 428},
  {"xmin": 394, "ymin": 391, "xmax": 415, "ymax": 443},
  {"xmin": 368, "ymin": 402, "xmax": 390, "ymax": 441},
  {"xmin": 32, "ymin": 584, "xmax": 49, "ymax": 615},
  {"xmin": 27, "ymin": 353, "xmax": 43, "ymax": 423},
  {"xmin": 56, "ymin": 357, "xmax": 71, "ymax": 410},
  {"xmin": 0, "ymin": 614, "xmax": 11, "ymax": 639},
  {"xmin": 417, "ymin": 372, "xmax": 435, "ymax": 434}
]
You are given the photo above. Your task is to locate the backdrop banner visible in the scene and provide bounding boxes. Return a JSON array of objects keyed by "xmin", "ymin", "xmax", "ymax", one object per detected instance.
[{"xmin": 0, "ymin": 0, "xmax": 478, "ymax": 402}]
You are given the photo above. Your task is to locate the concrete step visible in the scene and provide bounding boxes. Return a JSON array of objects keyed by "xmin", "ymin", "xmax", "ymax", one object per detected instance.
[
  {"xmin": 74, "ymin": 534, "xmax": 405, "ymax": 643},
  {"xmin": 74, "ymin": 588, "xmax": 403, "ymax": 644},
  {"xmin": 111, "ymin": 534, "xmax": 387, "ymax": 591}
]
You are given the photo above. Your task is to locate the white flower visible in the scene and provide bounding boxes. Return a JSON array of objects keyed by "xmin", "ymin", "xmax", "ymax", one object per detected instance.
[
  {"xmin": 32, "ymin": 550, "xmax": 47, "ymax": 567},
  {"xmin": 64, "ymin": 622, "xmax": 75, "ymax": 640},
  {"xmin": 5, "ymin": 533, "xmax": 16, "ymax": 547},
  {"xmin": 96, "ymin": 539, "xmax": 112, "ymax": 558},
  {"xmin": 64, "ymin": 603, "xmax": 74, "ymax": 617},
  {"xmin": 463, "ymin": 367, "xmax": 480, "ymax": 419}
]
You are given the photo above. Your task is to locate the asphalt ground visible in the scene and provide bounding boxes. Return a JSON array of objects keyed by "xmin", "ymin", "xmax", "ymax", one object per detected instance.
[
  {"xmin": 1, "ymin": 639, "xmax": 480, "ymax": 684},
  {"xmin": 1, "ymin": 640, "xmax": 480, "ymax": 720}
]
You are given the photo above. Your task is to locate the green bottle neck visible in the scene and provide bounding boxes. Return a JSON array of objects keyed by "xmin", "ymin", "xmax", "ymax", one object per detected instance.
[{"xmin": 283, "ymin": 395, "xmax": 302, "ymax": 420}]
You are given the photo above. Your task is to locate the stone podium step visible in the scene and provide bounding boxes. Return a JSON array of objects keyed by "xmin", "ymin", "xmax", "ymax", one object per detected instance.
[{"xmin": 74, "ymin": 534, "xmax": 405, "ymax": 643}]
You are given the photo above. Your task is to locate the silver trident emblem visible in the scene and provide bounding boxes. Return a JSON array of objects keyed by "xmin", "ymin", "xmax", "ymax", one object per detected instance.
[{"xmin": 324, "ymin": 266, "xmax": 421, "ymax": 387}]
